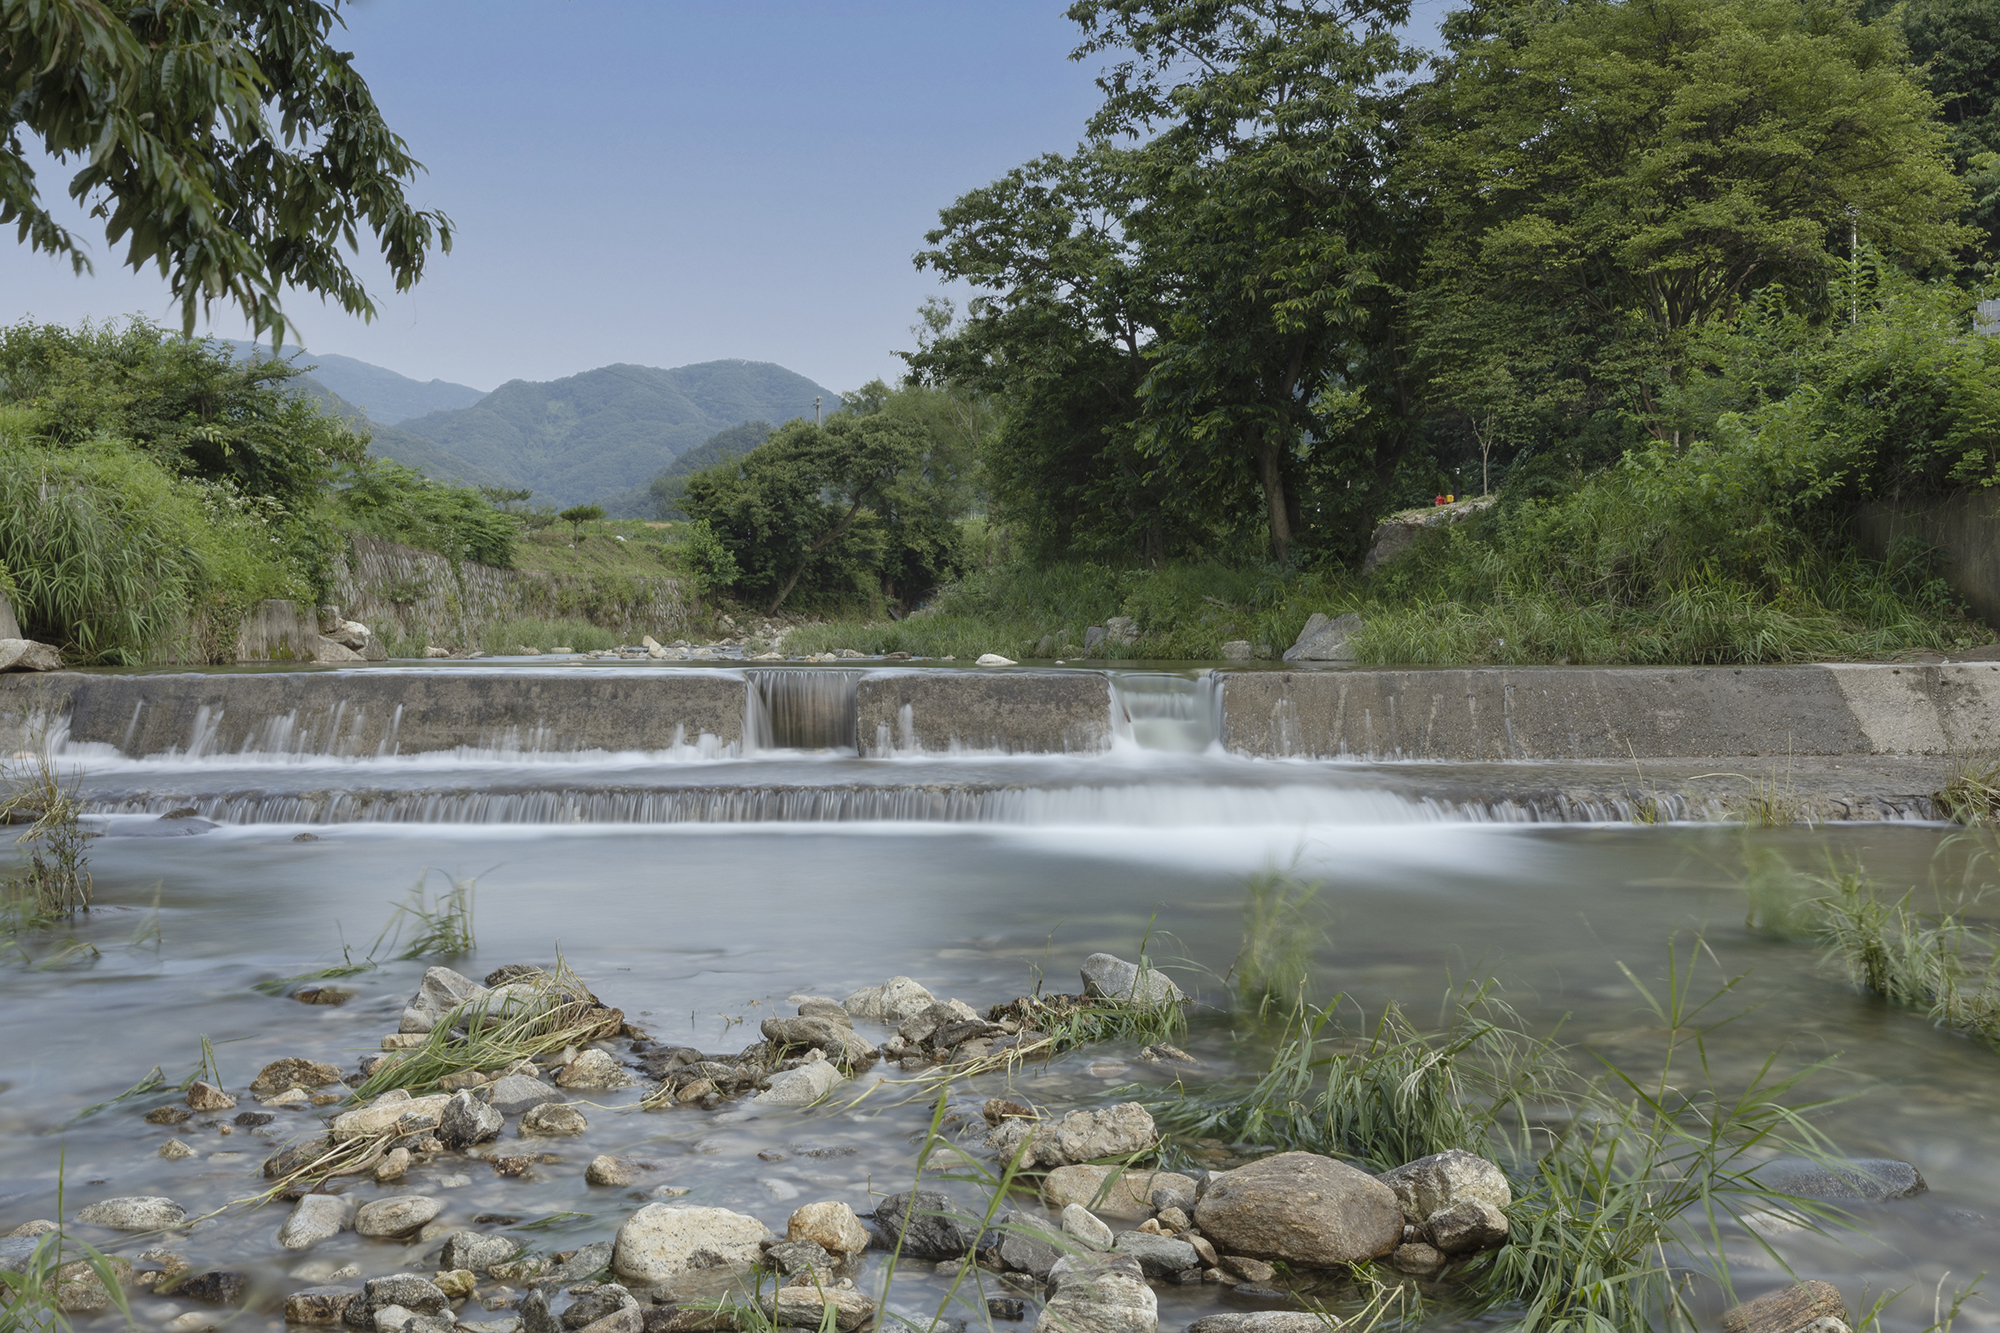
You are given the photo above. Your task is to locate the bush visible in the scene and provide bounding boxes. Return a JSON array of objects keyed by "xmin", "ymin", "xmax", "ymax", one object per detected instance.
[{"xmin": 335, "ymin": 458, "xmax": 521, "ymax": 567}]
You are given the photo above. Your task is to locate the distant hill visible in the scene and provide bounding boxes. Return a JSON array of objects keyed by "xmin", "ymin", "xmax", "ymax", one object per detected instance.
[
  {"xmin": 394, "ymin": 360, "xmax": 837, "ymax": 508},
  {"xmin": 276, "ymin": 368, "xmax": 512, "ymax": 489},
  {"xmin": 227, "ymin": 341, "xmax": 485, "ymax": 424},
  {"xmin": 597, "ymin": 420, "xmax": 777, "ymax": 519}
]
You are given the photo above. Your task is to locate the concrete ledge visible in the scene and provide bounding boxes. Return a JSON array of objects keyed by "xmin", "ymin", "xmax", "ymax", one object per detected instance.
[
  {"xmin": 1217, "ymin": 663, "xmax": 2000, "ymax": 759},
  {"xmin": 0, "ymin": 669, "xmax": 749, "ymax": 758},
  {"xmin": 855, "ymin": 670, "xmax": 1112, "ymax": 756}
]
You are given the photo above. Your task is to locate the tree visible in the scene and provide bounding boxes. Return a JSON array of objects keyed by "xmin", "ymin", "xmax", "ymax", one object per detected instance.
[
  {"xmin": 3, "ymin": 0, "xmax": 453, "ymax": 343},
  {"xmin": 558, "ymin": 504, "xmax": 604, "ymax": 540}
]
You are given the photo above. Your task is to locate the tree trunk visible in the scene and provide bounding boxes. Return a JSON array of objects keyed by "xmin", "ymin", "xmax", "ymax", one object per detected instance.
[{"xmin": 1258, "ymin": 437, "xmax": 1292, "ymax": 567}]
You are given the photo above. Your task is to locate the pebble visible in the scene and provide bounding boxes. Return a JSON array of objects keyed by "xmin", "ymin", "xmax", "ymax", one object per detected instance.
[{"xmin": 159, "ymin": 1140, "xmax": 195, "ymax": 1160}]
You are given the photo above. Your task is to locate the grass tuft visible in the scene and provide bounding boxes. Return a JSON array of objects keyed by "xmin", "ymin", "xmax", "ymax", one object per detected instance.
[
  {"xmin": 1, "ymin": 732, "xmax": 91, "ymax": 926},
  {"xmin": 1229, "ymin": 866, "xmax": 1324, "ymax": 1012},
  {"xmin": 371, "ymin": 868, "xmax": 479, "ymax": 959}
]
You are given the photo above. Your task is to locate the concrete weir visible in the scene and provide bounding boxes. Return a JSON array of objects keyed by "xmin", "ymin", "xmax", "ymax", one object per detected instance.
[
  {"xmin": 855, "ymin": 669, "xmax": 1112, "ymax": 756},
  {"xmin": 1218, "ymin": 662, "xmax": 2000, "ymax": 760}
]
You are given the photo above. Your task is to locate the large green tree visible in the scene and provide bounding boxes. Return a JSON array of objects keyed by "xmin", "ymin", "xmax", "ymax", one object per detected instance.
[{"xmin": 2, "ymin": 0, "xmax": 452, "ymax": 342}]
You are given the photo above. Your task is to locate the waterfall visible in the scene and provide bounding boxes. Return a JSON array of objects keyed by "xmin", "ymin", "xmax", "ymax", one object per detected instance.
[
  {"xmin": 746, "ymin": 669, "xmax": 862, "ymax": 753},
  {"xmin": 1109, "ymin": 672, "xmax": 1220, "ymax": 751}
]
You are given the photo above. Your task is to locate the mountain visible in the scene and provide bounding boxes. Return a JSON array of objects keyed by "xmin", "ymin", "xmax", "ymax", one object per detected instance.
[
  {"xmin": 597, "ymin": 420, "xmax": 776, "ymax": 519},
  {"xmin": 393, "ymin": 360, "xmax": 837, "ymax": 508},
  {"xmin": 277, "ymin": 369, "xmax": 512, "ymax": 488},
  {"xmin": 226, "ymin": 341, "xmax": 486, "ymax": 424}
]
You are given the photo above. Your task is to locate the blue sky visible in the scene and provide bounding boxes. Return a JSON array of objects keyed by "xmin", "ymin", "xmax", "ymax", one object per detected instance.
[{"xmin": 2, "ymin": 2, "xmax": 1450, "ymax": 396}]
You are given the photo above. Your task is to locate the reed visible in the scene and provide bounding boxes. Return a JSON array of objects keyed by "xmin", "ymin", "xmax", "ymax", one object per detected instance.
[
  {"xmin": 371, "ymin": 868, "xmax": 479, "ymax": 959},
  {"xmin": 1931, "ymin": 752, "xmax": 2000, "ymax": 826},
  {"xmin": 1816, "ymin": 873, "xmax": 2000, "ymax": 1045},
  {"xmin": 1229, "ymin": 866, "xmax": 1324, "ymax": 1012},
  {"xmin": 0, "ymin": 733, "xmax": 92, "ymax": 924},
  {"xmin": 0, "ymin": 1158, "xmax": 133, "ymax": 1333}
]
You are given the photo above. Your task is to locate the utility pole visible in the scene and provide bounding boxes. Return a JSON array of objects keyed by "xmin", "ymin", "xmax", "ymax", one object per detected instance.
[{"xmin": 815, "ymin": 396, "xmax": 822, "ymax": 427}]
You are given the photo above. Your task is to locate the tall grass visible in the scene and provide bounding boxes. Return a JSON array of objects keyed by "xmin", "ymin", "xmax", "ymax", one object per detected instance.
[
  {"xmin": 475, "ymin": 617, "xmax": 622, "ymax": 655},
  {"xmin": 1816, "ymin": 873, "xmax": 2000, "ymax": 1045},
  {"xmin": 371, "ymin": 868, "xmax": 478, "ymax": 959},
  {"xmin": 1, "ymin": 734, "xmax": 91, "ymax": 926},
  {"xmin": 1229, "ymin": 867, "xmax": 1324, "ymax": 1012}
]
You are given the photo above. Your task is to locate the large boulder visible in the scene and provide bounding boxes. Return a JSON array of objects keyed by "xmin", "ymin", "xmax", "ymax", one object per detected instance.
[
  {"xmin": 0, "ymin": 639, "xmax": 62, "ymax": 672},
  {"xmin": 1194, "ymin": 1152, "xmax": 1402, "ymax": 1267},
  {"xmin": 1361, "ymin": 498, "xmax": 1496, "ymax": 574},
  {"xmin": 989, "ymin": 1103, "xmax": 1160, "ymax": 1169},
  {"xmin": 1079, "ymin": 954, "xmax": 1184, "ymax": 1006},
  {"xmin": 1282, "ymin": 612, "xmax": 1363, "ymax": 663},
  {"xmin": 611, "ymin": 1205, "xmax": 771, "ymax": 1284},
  {"xmin": 1034, "ymin": 1255, "xmax": 1156, "ymax": 1333}
]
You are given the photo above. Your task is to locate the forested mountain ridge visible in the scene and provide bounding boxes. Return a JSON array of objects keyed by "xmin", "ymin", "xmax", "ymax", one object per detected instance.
[
  {"xmin": 394, "ymin": 360, "xmax": 838, "ymax": 508},
  {"xmin": 226, "ymin": 340, "xmax": 485, "ymax": 424}
]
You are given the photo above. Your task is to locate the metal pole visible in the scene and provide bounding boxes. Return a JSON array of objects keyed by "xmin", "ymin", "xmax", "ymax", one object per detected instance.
[{"xmin": 815, "ymin": 396, "xmax": 822, "ymax": 427}]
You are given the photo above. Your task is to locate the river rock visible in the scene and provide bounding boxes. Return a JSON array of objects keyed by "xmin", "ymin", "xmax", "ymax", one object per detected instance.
[
  {"xmin": 995, "ymin": 1210, "xmax": 1065, "ymax": 1280},
  {"xmin": 762, "ymin": 1239, "xmax": 833, "ymax": 1282},
  {"xmin": 572, "ymin": 1308, "xmax": 642, "ymax": 1333},
  {"xmin": 287, "ymin": 1286, "xmax": 361, "ymax": 1323},
  {"xmin": 1042, "ymin": 1166, "xmax": 1198, "ymax": 1221},
  {"xmin": 1389, "ymin": 1242, "xmax": 1443, "ymax": 1275},
  {"xmin": 520, "ymin": 1289, "xmax": 559, "ymax": 1333},
  {"xmin": 872, "ymin": 1189, "xmax": 982, "ymax": 1260},
  {"xmin": 562, "ymin": 1285, "xmax": 639, "ymax": 1329},
  {"xmin": 343, "ymin": 1275, "xmax": 451, "ymax": 1330},
  {"xmin": 543, "ymin": 1240, "xmax": 614, "ymax": 1285},
  {"xmin": 1061, "ymin": 1205, "xmax": 1114, "ymax": 1249},
  {"xmin": 332, "ymin": 1093, "xmax": 450, "ymax": 1141},
  {"xmin": 1035, "ymin": 1255, "xmax": 1156, "ymax": 1333},
  {"xmin": 441, "ymin": 1230, "xmax": 518, "ymax": 1272},
  {"xmin": 160, "ymin": 1139, "xmax": 196, "ymax": 1160},
  {"xmin": 175, "ymin": 1271, "xmax": 249, "ymax": 1305},
  {"xmin": 251, "ymin": 1058, "xmax": 345, "ymax": 1096},
  {"xmin": 354, "ymin": 1195, "xmax": 442, "ymax": 1238},
  {"xmin": 762, "ymin": 1289, "xmax": 876, "ymax": 1332},
  {"xmin": 1112, "ymin": 1231, "xmax": 1199, "ymax": 1278},
  {"xmin": 1079, "ymin": 954, "xmax": 1184, "ymax": 1006},
  {"xmin": 1195, "ymin": 1152, "xmax": 1402, "ymax": 1267},
  {"xmin": 488, "ymin": 1075, "xmax": 564, "ymax": 1118},
  {"xmin": 438, "ymin": 1089, "xmax": 504, "ymax": 1148},
  {"xmin": 1722, "ymin": 1281, "xmax": 1848, "ymax": 1333},
  {"xmin": 557, "ymin": 1050, "xmax": 639, "ymax": 1090},
  {"xmin": 1755, "ymin": 1158, "xmax": 1926, "ymax": 1201},
  {"xmin": 1186, "ymin": 1316, "xmax": 1328, "ymax": 1333},
  {"xmin": 760, "ymin": 1016, "xmax": 879, "ymax": 1070},
  {"xmin": 787, "ymin": 1201, "xmax": 869, "ymax": 1254},
  {"xmin": 611, "ymin": 1204, "xmax": 772, "ymax": 1283},
  {"xmin": 842, "ymin": 976, "xmax": 936, "ymax": 1024},
  {"xmin": 401, "ymin": 967, "xmax": 487, "ymax": 1035},
  {"xmin": 0, "ymin": 639, "xmax": 61, "ymax": 671},
  {"xmin": 753, "ymin": 1059, "xmax": 845, "ymax": 1107},
  {"xmin": 587, "ymin": 1156, "xmax": 643, "ymax": 1187},
  {"xmin": 1377, "ymin": 1149, "xmax": 1511, "ymax": 1223},
  {"xmin": 1282, "ymin": 612, "xmax": 1363, "ymax": 663},
  {"xmin": 279, "ymin": 1194, "xmax": 354, "ymax": 1249},
  {"xmin": 520, "ymin": 1102, "xmax": 588, "ymax": 1136},
  {"xmin": 186, "ymin": 1081, "xmax": 236, "ymax": 1111},
  {"xmin": 1428, "ymin": 1199, "xmax": 1508, "ymax": 1254},
  {"xmin": 145, "ymin": 1104, "xmax": 193, "ymax": 1125},
  {"xmin": 76, "ymin": 1196, "xmax": 187, "ymax": 1230},
  {"xmin": 990, "ymin": 1103, "xmax": 1159, "ymax": 1169},
  {"xmin": 54, "ymin": 1256, "xmax": 132, "ymax": 1312}
]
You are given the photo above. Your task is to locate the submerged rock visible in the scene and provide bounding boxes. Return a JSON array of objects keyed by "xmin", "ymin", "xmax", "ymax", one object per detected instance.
[
  {"xmin": 76, "ymin": 1196, "xmax": 187, "ymax": 1230},
  {"xmin": 1722, "ymin": 1281, "xmax": 1848, "ymax": 1333},
  {"xmin": 611, "ymin": 1204, "xmax": 771, "ymax": 1283},
  {"xmin": 174, "ymin": 1271, "xmax": 250, "ymax": 1305},
  {"xmin": 871, "ymin": 1189, "xmax": 982, "ymax": 1260},
  {"xmin": 251, "ymin": 1058, "xmax": 345, "ymax": 1096},
  {"xmin": 989, "ymin": 1103, "xmax": 1159, "ymax": 1169},
  {"xmin": 279, "ymin": 1194, "xmax": 353, "ymax": 1250},
  {"xmin": 1079, "ymin": 954, "xmax": 1184, "ymax": 1006},
  {"xmin": 1755, "ymin": 1158, "xmax": 1927, "ymax": 1201},
  {"xmin": 1195, "ymin": 1152, "xmax": 1402, "ymax": 1267},
  {"xmin": 1035, "ymin": 1255, "xmax": 1156, "ymax": 1333}
]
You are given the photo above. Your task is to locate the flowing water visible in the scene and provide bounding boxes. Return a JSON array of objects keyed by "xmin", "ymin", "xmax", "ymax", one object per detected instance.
[{"xmin": 4, "ymin": 665, "xmax": 1998, "ymax": 1333}]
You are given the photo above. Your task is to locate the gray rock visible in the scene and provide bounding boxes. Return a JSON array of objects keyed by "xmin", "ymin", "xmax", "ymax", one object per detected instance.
[
  {"xmin": 0, "ymin": 639, "xmax": 62, "ymax": 672},
  {"xmin": 438, "ymin": 1089, "xmax": 504, "ymax": 1149},
  {"xmin": 488, "ymin": 1074, "xmax": 564, "ymax": 1117},
  {"xmin": 75, "ymin": 1196, "xmax": 187, "ymax": 1230},
  {"xmin": 343, "ymin": 1275, "xmax": 450, "ymax": 1329},
  {"xmin": 440, "ymin": 1230, "xmax": 518, "ymax": 1273},
  {"xmin": 1103, "ymin": 617, "xmax": 1139, "ymax": 647},
  {"xmin": 519, "ymin": 1102, "xmax": 588, "ymax": 1136},
  {"xmin": 753, "ymin": 1059, "xmax": 844, "ymax": 1107},
  {"xmin": 1079, "ymin": 954, "xmax": 1184, "ymax": 1006},
  {"xmin": 872, "ymin": 1189, "xmax": 982, "ymax": 1260},
  {"xmin": 610, "ymin": 1205, "xmax": 771, "ymax": 1283},
  {"xmin": 176, "ymin": 1271, "xmax": 250, "ymax": 1305},
  {"xmin": 400, "ymin": 966, "xmax": 486, "ymax": 1035},
  {"xmin": 1186, "ymin": 1317, "xmax": 1328, "ymax": 1333},
  {"xmin": 286, "ymin": 1286, "xmax": 361, "ymax": 1324},
  {"xmin": 995, "ymin": 1210, "xmax": 1065, "ymax": 1280},
  {"xmin": 521, "ymin": 1289, "xmax": 559, "ymax": 1333},
  {"xmin": 556, "ymin": 1050, "xmax": 639, "ymax": 1090},
  {"xmin": 587, "ymin": 1156, "xmax": 643, "ymax": 1187},
  {"xmin": 543, "ymin": 1241, "xmax": 616, "ymax": 1285},
  {"xmin": 0, "ymin": 1235, "xmax": 43, "ymax": 1273},
  {"xmin": 1111, "ymin": 1232, "xmax": 1199, "ymax": 1278},
  {"xmin": 1755, "ymin": 1158, "xmax": 1926, "ymax": 1201},
  {"xmin": 1194, "ymin": 1152, "xmax": 1402, "ymax": 1267},
  {"xmin": 561, "ymin": 1285, "xmax": 638, "ymax": 1330},
  {"xmin": 841, "ymin": 976, "xmax": 936, "ymax": 1024},
  {"xmin": 760, "ymin": 1289, "xmax": 877, "ymax": 1332},
  {"xmin": 989, "ymin": 1103, "xmax": 1159, "ymax": 1169},
  {"xmin": 1282, "ymin": 612, "xmax": 1363, "ymax": 663},
  {"xmin": 1061, "ymin": 1205, "xmax": 1113, "ymax": 1250},
  {"xmin": 354, "ymin": 1195, "xmax": 442, "ymax": 1238},
  {"xmin": 760, "ymin": 1016, "xmax": 879, "ymax": 1070},
  {"xmin": 795, "ymin": 1000, "xmax": 851, "ymax": 1023},
  {"xmin": 1390, "ymin": 1241, "xmax": 1443, "ymax": 1275},
  {"xmin": 251, "ymin": 1058, "xmax": 346, "ymax": 1096},
  {"xmin": 279, "ymin": 1194, "xmax": 353, "ymax": 1249},
  {"xmin": 572, "ymin": 1310, "xmax": 643, "ymax": 1333},
  {"xmin": 1377, "ymin": 1150, "xmax": 1512, "ymax": 1222},
  {"xmin": 1428, "ymin": 1198, "xmax": 1509, "ymax": 1254},
  {"xmin": 1035, "ymin": 1256, "xmax": 1155, "ymax": 1333}
]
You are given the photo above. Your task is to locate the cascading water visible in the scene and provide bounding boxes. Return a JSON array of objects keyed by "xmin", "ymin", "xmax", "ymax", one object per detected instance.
[
  {"xmin": 745, "ymin": 668, "xmax": 862, "ymax": 752},
  {"xmin": 1108, "ymin": 671, "xmax": 1220, "ymax": 751}
]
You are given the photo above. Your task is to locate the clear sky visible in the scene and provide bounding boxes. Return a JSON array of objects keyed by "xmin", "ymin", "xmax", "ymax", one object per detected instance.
[{"xmin": 3, "ymin": 1, "xmax": 1450, "ymax": 397}]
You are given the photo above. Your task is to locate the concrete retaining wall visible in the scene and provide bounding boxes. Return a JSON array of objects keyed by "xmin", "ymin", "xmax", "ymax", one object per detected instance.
[
  {"xmin": 856, "ymin": 670, "xmax": 1113, "ymax": 756},
  {"xmin": 1218, "ymin": 663, "xmax": 2000, "ymax": 760},
  {"xmin": 1854, "ymin": 491, "xmax": 2000, "ymax": 630}
]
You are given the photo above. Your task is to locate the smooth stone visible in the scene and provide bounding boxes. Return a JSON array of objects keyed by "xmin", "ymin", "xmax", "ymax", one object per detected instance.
[
  {"xmin": 75, "ymin": 1196, "xmax": 187, "ymax": 1230},
  {"xmin": 279, "ymin": 1194, "xmax": 354, "ymax": 1250},
  {"xmin": 0, "ymin": 639, "xmax": 61, "ymax": 671},
  {"xmin": 354, "ymin": 1195, "xmax": 443, "ymax": 1238},
  {"xmin": 1035, "ymin": 1256, "xmax": 1156, "ymax": 1333},
  {"xmin": 753, "ymin": 1060, "xmax": 845, "ymax": 1106},
  {"xmin": 441, "ymin": 1230, "xmax": 519, "ymax": 1272},
  {"xmin": 1061, "ymin": 1205, "xmax": 1114, "ymax": 1250},
  {"xmin": 760, "ymin": 1289, "xmax": 876, "ymax": 1331},
  {"xmin": 611, "ymin": 1204, "xmax": 772, "ymax": 1283},
  {"xmin": 330, "ymin": 1094, "xmax": 450, "ymax": 1141},
  {"xmin": 990, "ymin": 1103, "xmax": 1159, "ymax": 1169},
  {"xmin": 251, "ymin": 1058, "xmax": 345, "ymax": 1096},
  {"xmin": 487, "ymin": 1075, "xmax": 563, "ymax": 1118},
  {"xmin": 587, "ymin": 1156, "xmax": 643, "ymax": 1187},
  {"xmin": 159, "ymin": 1139, "xmax": 196, "ymax": 1160},
  {"xmin": 1079, "ymin": 953, "xmax": 1184, "ymax": 1006},
  {"xmin": 1042, "ymin": 1167, "xmax": 1198, "ymax": 1221},
  {"xmin": 995, "ymin": 1209, "xmax": 1064, "ymax": 1280},
  {"xmin": 787, "ymin": 1201, "xmax": 870, "ymax": 1255},
  {"xmin": 1195, "ymin": 1152, "xmax": 1402, "ymax": 1266},
  {"xmin": 438, "ymin": 1089, "xmax": 504, "ymax": 1149},
  {"xmin": 519, "ymin": 1102, "xmax": 588, "ymax": 1136},
  {"xmin": 1755, "ymin": 1158, "xmax": 1926, "ymax": 1202},
  {"xmin": 1111, "ymin": 1231, "xmax": 1200, "ymax": 1277}
]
